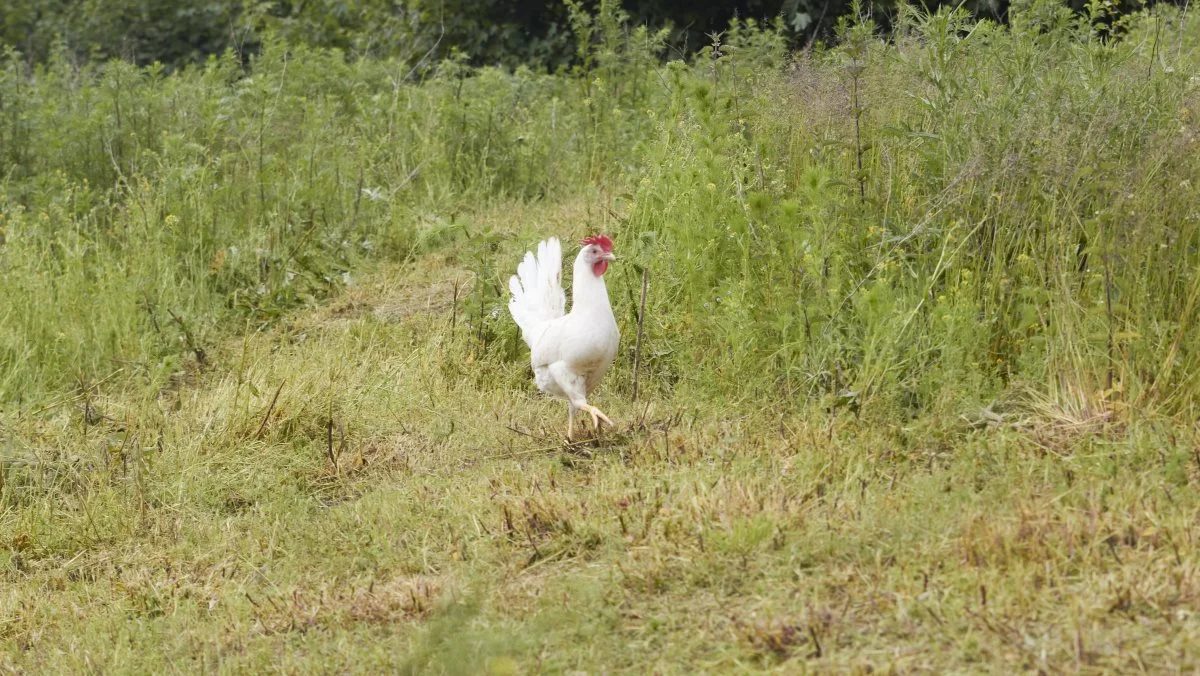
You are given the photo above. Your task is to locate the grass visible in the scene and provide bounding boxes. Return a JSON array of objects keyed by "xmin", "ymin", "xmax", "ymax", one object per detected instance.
[
  {"xmin": 3, "ymin": 1, "xmax": 1200, "ymax": 671},
  {"xmin": 4, "ymin": 198, "xmax": 1200, "ymax": 673}
]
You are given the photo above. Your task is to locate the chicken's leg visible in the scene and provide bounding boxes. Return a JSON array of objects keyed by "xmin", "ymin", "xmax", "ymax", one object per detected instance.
[{"xmin": 546, "ymin": 362, "xmax": 610, "ymax": 437}]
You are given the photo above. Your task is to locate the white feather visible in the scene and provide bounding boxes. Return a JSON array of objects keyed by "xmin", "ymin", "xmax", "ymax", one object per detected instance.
[{"xmin": 508, "ymin": 237, "xmax": 565, "ymax": 349}]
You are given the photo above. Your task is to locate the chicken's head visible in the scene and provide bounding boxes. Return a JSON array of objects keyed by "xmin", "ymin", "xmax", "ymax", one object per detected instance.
[{"xmin": 581, "ymin": 235, "xmax": 616, "ymax": 277}]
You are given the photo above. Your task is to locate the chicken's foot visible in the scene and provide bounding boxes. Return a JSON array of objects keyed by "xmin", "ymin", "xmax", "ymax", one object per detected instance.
[{"xmin": 577, "ymin": 404, "xmax": 612, "ymax": 430}]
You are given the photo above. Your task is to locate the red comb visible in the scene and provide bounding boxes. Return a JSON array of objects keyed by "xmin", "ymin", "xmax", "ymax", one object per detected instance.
[{"xmin": 581, "ymin": 235, "xmax": 614, "ymax": 252}]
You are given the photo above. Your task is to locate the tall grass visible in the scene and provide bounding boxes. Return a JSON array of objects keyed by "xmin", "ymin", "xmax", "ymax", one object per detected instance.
[
  {"xmin": 0, "ymin": 27, "xmax": 660, "ymax": 403},
  {"xmin": 1, "ymin": 0, "xmax": 1198, "ymax": 422},
  {"xmin": 617, "ymin": 2, "xmax": 1200, "ymax": 422}
]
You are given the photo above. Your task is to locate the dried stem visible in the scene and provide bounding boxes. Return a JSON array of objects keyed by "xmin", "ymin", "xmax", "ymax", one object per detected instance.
[
  {"xmin": 632, "ymin": 267, "xmax": 649, "ymax": 401},
  {"xmin": 254, "ymin": 381, "xmax": 286, "ymax": 439}
]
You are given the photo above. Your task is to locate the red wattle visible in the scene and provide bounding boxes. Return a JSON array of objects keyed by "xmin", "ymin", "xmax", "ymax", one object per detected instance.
[{"xmin": 593, "ymin": 261, "xmax": 609, "ymax": 277}]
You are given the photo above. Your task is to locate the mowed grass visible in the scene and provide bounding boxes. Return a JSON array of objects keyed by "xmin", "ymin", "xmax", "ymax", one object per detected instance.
[{"xmin": 3, "ymin": 198, "xmax": 1200, "ymax": 673}]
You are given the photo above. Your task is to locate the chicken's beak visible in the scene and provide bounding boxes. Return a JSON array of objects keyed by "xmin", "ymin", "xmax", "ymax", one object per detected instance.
[{"xmin": 601, "ymin": 252, "xmax": 617, "ymax": 262}]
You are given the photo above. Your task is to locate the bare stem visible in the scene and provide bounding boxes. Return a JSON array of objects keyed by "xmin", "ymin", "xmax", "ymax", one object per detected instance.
[{"xmin": 632, "ymin": 267, "xmax": 649, "ymax": 401}]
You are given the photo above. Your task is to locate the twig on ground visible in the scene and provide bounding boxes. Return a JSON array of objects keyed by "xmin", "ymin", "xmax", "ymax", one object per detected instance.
[
  {"xmin": 632, "ymin": 266, "xmax": 649, "ymax": 402},
  {"xmin": 254, "ymin": 381, "xmax": 286, "ymax": 439}
]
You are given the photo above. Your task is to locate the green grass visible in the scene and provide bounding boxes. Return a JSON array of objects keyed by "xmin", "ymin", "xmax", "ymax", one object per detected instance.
[
  {"xmin": 4, "ymin": 199, "xmax": 1200, "ymax": 672},
  {"xmin": 4, "ymin": 1, "xmax": 1200, "ymax": 671}
]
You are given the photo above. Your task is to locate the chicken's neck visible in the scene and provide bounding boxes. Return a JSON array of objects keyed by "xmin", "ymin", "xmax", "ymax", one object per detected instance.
[{"xmin": 570, "ymin": 254, "xmax": 612, "ymax": 315}]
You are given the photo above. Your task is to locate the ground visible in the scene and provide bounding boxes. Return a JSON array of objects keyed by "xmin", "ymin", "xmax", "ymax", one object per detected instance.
[{"xmin": 3, "ymin": 201, "xmax": 1199, "ymax": 674}]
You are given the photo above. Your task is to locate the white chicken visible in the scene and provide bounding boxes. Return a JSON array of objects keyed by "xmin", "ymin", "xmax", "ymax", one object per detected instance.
[{"xmin": 508, "ymin": 235, "xmax": 619, "ymax": 440}]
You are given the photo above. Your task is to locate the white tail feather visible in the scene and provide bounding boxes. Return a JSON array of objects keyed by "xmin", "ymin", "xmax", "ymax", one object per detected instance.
[{"xmin": 508, "ymin": 237, "xmax": 565, "ymax": 348}]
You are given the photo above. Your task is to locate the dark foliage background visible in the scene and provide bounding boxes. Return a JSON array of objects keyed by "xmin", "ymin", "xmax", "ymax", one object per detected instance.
[{"xmin": 0, "ymin": 0, "xmax": 1173, "ymax": 70}]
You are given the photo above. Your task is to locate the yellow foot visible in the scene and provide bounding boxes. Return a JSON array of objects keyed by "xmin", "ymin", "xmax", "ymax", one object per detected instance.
[{"xmin": 578, "ymin": 404, "xmax": 613, "ymax": 430}]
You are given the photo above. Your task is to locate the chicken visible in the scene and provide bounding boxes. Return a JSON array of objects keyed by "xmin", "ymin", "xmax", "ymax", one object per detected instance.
[{"xmin": 508, "ymin": 235, "xmax": 619, "ymax": 440}]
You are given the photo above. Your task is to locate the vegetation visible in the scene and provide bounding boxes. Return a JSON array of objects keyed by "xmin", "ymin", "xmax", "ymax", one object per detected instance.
[
  {"xmin": 1, "ymin": 0, "xmax": 1155, "ymax": 70},
  {"xmin": 2, "ymin": 0, "xmax": 1200, "ymax": 670}
]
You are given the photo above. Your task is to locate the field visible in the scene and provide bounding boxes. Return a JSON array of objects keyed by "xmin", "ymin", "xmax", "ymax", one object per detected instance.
[{"xmin": 3, "ymin": 2, "xmax": 1200, "ymax": 672}]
